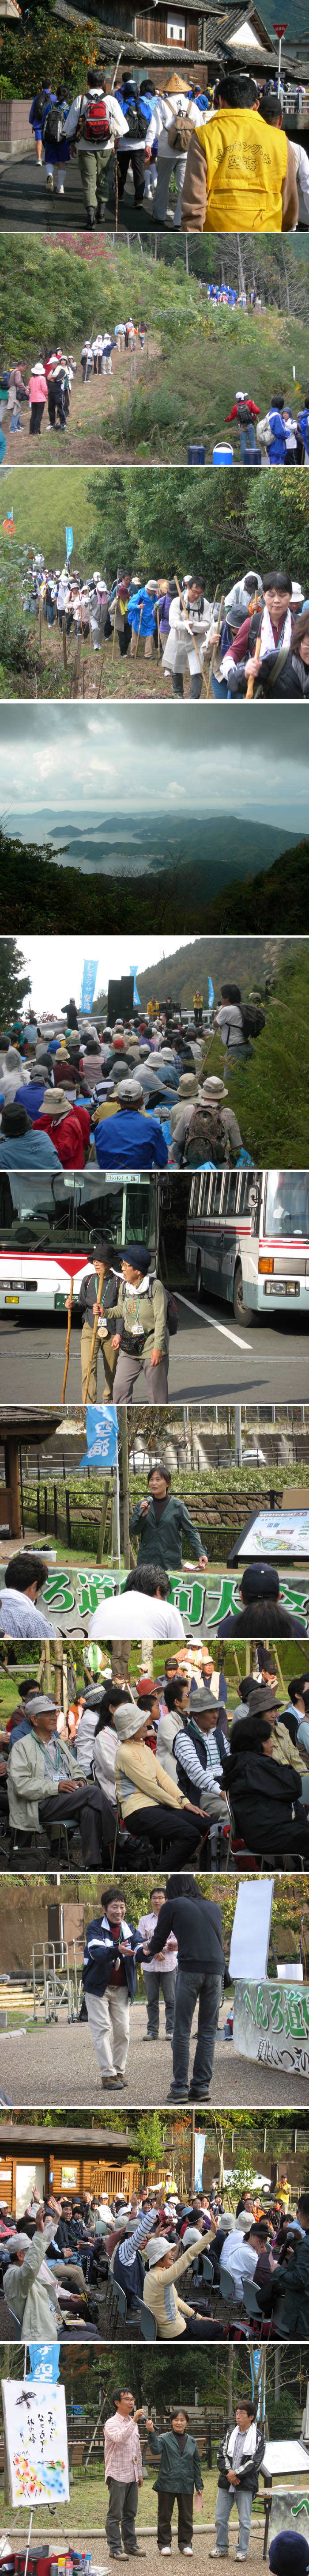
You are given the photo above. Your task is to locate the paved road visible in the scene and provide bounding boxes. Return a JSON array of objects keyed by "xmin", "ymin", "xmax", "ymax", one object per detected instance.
[
  {"xmin": 2, "ymin": 1998, "xmax": 309, "ymax": 2107},
  {"xmin": 0, "ymin": 1298, "xmax": 308, "ymax": 1404},
  {"xmin": 0, "ymin": 153, "xmax": 158, "ymax": 232}
]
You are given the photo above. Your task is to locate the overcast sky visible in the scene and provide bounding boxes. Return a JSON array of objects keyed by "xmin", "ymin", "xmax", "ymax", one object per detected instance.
[
  {"xmin": 1, "ymin": 703, "xmax": 308, "ymax": 827},
  {"xmin": 15, "ymin": 935, "xmax": 196, "ymax": 1014}
]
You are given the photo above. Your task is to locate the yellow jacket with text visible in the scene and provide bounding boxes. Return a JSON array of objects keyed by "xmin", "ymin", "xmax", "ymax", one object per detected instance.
[{"xmin": 181, "ymin": 108, "xmax": 294, "ymax": 233}]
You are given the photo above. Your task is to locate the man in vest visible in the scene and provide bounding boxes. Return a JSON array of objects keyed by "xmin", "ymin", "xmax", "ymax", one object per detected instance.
[
  {"xmin": 75, "ymin": 1240, "xmax": 119, "ymax": 1400},
  {"xmin": 181, "ymin": 71, "xmax": 298, "ymax": 232}
]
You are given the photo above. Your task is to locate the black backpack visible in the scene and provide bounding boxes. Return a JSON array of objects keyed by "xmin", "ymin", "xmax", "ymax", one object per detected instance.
[
  {"xmin": 32, "ymin": 88, "xmax": 49, "ymax": 124},
  {"xmin": 237, "ymin": 400, "xmax": 252, "ymax": 427},
  {"xmin": 241, "ymin": 1003, "xmax": 265, "ymax": 1041},
  {"xmin": 124, "ymin": 98, "xmax": 148, "ymax": 141},
  {"xmin": 42, "ymin": 101, "xmax": 67, "ymax": 147}
]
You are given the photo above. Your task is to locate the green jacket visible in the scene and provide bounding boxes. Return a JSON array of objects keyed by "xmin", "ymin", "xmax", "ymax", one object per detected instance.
[
  {"xmin": 106, "ymin": 1278, "xmax": 169, "ymax": 1357},
  {"xmin": 130, "ymin": 1493, "xmax": 203, "ymax": 1569},
  {"xmin": 147, "ymin": 2428, "xmax": 203, "ymax": 2494},
  {"xmin": 277, "ymin": 2230, "xmax": 309, "ymax": 2336}
]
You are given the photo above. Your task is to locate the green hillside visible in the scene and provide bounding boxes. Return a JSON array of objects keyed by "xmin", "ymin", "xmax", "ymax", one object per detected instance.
[
  {"xmin": 139, "ymin": 940, "xmax": 309, "ymax": 1162},
  {"xmin": 1, "ymin": 234, "xmax": 309, "ymax": 466},
  {"xmin": 0, "ymin": 826, "xmax": 308, "ymax": 955},
  {"xmin": 137, "ymin": 934, "xmax": 303, "ymax": 1008},
  {"xmin": 204, "ymin": 943, "xmax": 309, "ymax": 1163}
]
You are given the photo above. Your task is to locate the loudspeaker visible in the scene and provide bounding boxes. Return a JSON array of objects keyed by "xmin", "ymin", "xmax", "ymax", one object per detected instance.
[{"xmin": 108, "ymin": 976, "xmax": 134, "ymax": 1023}]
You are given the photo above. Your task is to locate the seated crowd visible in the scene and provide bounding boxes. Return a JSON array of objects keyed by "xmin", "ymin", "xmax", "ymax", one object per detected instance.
[
  {"xmin": 0, "ymin": 975, "xmax": 267, "ymax": 1172},
  {"xmin": 1, "ymin": 1643, "xmax": 309, "ymax": 1863},
  {"xmin": 2, "ymin": 2161, "xmax": 307, "ymax": 2341}
]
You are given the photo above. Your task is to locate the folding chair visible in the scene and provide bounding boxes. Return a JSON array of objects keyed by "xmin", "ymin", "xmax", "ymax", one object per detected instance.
[
  {"xmin": 113, "ymin": 2275, "xmax": 128, "ymax": 2323},
  {"xmin": 137, "ymin": 2299, "xmax": 157, "ymax": 2340},
  {"xmin": 219, "ymin": 2263, "xmax": 240, "ymax": 2325}
]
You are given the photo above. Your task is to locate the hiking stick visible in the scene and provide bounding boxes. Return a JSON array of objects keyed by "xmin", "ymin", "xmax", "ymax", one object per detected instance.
[
  {"xmin": 71, "ymin": 630, "xmax": 81, "ymax": 696},
  {"xmin": 134, "ymin": 601, "xmax": 143, "ymax": 659},
  {"xmin": 96, "ymin": 645, "xmax": 105, "ymax": 699},
  {"xmin": 61, "ymin": 1276, "xmax": 74, "ymax": 1402},
  {"xmin": 157, "ymin": 603, "xmax": 160, "ymax": 661},
  {"xmin": 83, "ymin": 1266, "xmax": 106, "ymax": 1402},
  {"xmin": 112, "ymin": 564, "xmax": 120, "ymax": 660},
  {"xmin": 115, "ymin": 144, "xmax": 118, "ymax": 235},
  {"xmin": 62, "ymin": 616, "xmax": 67, "ymax": 672},
  {"xmin": 245, "ymin": 634, "xmax": 261, "ymax": 698},
  {"xmin": 206, "ymin": 591, "xmax": 224, "ymax": 698},
  {"xmin": 173, "ymin": 573, "xmax": 208, "ymax": 696}
]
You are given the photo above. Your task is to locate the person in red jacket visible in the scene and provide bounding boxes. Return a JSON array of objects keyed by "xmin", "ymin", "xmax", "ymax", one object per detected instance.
[
  {"xmin": 33, "ymin": 1085, "xmax": 90, "ymax": 1170},
  {"xmin": 225, "ymin": 389, "xmax": 260, "ymax": 461}
]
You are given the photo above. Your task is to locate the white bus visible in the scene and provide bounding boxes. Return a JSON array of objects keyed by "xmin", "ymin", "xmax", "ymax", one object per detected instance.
[
  {"xmin": 0, "ymin": 1171, "xmax": 158, "ymax": 1313},
  {"xmin": 185, "ymin": 1168, "xmax": 309, "ymax": 1322}
]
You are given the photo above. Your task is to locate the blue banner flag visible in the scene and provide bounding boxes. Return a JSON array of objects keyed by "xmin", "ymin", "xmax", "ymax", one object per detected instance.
[
  {"xmin": 208, "ymin": 976, "xmax": 215, "ymax": 1010},
  {"xmin": 29, "ymin": 2345, "xmax": 60, "ymax": 2381},
  {"xmin": 130, "ymin": 961, "xmax": 140, "ymax": 1005},
  {"xmin": 194, "ymin": 2131, "xmax": 206, "ymax": 2191},
  {"xmin": 80, "ymin": 958, "xmax": 98, "ymax": 1013},
  {"xmin": 79, "ymin": 1404, "xmax": 118, "ymax": 1472},
  {"xmin": 250, "ymin": 2348, "xmax": 264, "ymax": 2422},
  {"xmin": 66, "ymin": 525, "xmax": 73, "ymax": 560}
]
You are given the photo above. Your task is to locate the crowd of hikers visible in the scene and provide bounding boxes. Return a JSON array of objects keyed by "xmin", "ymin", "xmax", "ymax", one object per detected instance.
[
  {"xmin": 3, "ymin": 354, "xmax": 309, "ymax": 465},
  {"xmin": 19, "ymin": 554, "xmax": 309, "ymax": 697},
  {"xmin": 0, "ymin": 980, "xmax": 268, "ymax": 1177},
  {"xmin": 25, "ymin": 66, "xmax": 309, "ymax": 232},
  {"xmin": 223, "ymin": 389, "xmax": 309, "ymax": 465},
  {"xmin": 0, "ymin": 323, "xmax": 148, "ymax": 450}
]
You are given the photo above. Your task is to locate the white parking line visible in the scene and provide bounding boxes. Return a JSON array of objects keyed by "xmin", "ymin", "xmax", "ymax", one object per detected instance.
[{"xmin": 176, "ymin": 1291, "xmax": 252, "ymax": 1352}]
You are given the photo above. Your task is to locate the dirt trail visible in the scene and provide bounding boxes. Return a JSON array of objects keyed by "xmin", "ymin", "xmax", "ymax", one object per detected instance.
[{"xmin": 16, "ymin": 334, "xmax": 161, "ymax": 466}]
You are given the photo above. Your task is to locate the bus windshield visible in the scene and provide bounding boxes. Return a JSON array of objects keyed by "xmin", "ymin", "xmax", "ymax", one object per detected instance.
[
  {"xmin": 0, "ymin": 1173, "xmax": 158, "ymax": 1250},
  {"xmin": 264, "ymin": 1172, "xmax": 309, "ymax": 1239}
]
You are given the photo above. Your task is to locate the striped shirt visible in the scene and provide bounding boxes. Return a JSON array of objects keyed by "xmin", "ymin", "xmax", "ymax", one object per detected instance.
[{"xmin": 104, "ymin": 2412, "xmax": 143, "ymax": 2484}]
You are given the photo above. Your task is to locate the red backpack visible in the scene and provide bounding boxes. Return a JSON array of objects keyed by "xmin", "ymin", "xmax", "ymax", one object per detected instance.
[{"xmin": 82, "ymin": 98, "xmax": 109, "ymax": 146}]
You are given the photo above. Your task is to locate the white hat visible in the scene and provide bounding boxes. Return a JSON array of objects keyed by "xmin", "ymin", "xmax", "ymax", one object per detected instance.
[
  {"xmin": 113, "ymin": 1700, "xmax": 147, "ymax": 1742},
  {"xmin": 147, "ymin": 2236, "xmax": 170, "ymax": 2266}
]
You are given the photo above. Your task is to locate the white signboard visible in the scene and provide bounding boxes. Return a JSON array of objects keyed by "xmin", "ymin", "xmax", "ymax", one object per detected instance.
[
  {"xmin": 230, "ymin": 1879, "xmax": 274, "ymax": 1982},
  {"xmin": 234, "ymin": 1980, "xmax": 309, "ymax": 2081},
  {"xmin": 239, "ymin": 1512, "xmax": 309, "ymax": 1559},
  {"xmin": 2, "ymin": 2379, "xmax": 70, "ymax": 2507},
  {"xmin": 263, "ymin": 2441, "xmax": 309, "ymax": 2475}
]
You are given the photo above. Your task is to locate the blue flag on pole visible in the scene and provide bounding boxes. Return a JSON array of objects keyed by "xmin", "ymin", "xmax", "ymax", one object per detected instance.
[
  {"xmin": 208, "ymin": 976, "xmax": 215, "ymax": 1010},
  {"xmin": 80, "ymin": 958, "xmax": 98, "ymax": 1013},
  {"xmin": 194, "ymin": 2131, "xmax": 206, "ymax": 2190},
  {"xmin": 130, "ymin": 961, "xmax": 140, "ymax": 1005},
  {"xmin": 250, "ymin": 2348, "xmax": 264, "ymax": 2423},
  {"xmin": 79, "ymin": 1405, "xmax": 118, "ymax": 1471},
  {"xmin": 66, "ymin": 525, "xmax": 73, "ymax": 560},
  {"xmin": 29, "ymin": 2346, "xmax": 60, "ymax": 2381}
]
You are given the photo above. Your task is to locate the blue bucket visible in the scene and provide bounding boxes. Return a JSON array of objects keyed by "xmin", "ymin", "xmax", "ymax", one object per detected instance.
[
  {"xmin": 212, "ymin": 439, "xmax": 234, "ymax": 466},
  {"xmin": 187, "ymin": 442, "xmax": 205, "ymax": 464}
]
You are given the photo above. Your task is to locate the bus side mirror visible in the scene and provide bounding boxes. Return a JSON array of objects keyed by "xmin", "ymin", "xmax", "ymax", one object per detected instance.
[{"xmin": 249, "ymin": 1186, "xmax": 259, "ymax": 1208}]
